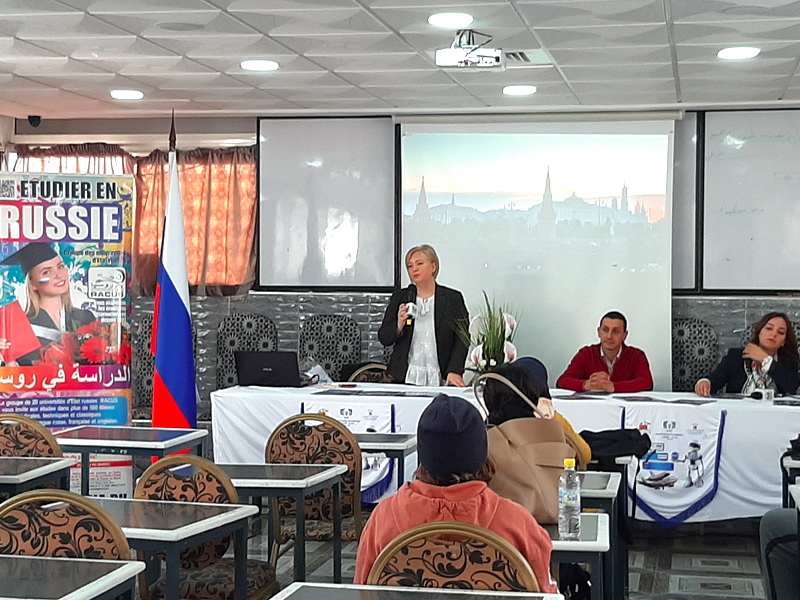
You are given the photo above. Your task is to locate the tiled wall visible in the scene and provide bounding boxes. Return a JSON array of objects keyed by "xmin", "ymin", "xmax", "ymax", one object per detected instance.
[
  {"xmin": 132, "ymin": 292, "xmax": 392, "ymax": 417},
  {"xmin": 131, "ymin": 292, "xmax": 800, "ymax": 415}
]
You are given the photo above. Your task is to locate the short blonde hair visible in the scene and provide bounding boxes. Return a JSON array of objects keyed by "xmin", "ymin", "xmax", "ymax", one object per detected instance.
[{"xmin": 405, "ymin": 244, "xmax": 439, "ymax": 279}]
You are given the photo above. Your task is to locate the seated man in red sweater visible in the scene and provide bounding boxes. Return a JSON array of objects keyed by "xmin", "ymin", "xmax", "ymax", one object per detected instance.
[
  {"xmin": 557, "ymin": 310, "xmax": 653, "ymax": 393},
  {"xmin": 354, "ymin": 393, "xmax": 557, "ymax": 592}
]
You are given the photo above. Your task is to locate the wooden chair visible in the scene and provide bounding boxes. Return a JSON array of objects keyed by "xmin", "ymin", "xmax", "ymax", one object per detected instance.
[
  {"xmin": 265, "ymin": 413, "xmax": 363, "ymax": 548},
  {"xmin": 367, "ymin": 521, "xmax": 540, "ymax": 592},
  {"xmin": 134, "ymin": 455, "xmax": 279, "ymax": 600},
  {"xmin": 0, "ymin": 489, "xmax": 129, "ymax": 559},
  {"xmin": 347, "ymin": 363, "xmax": 388, "ymax": 383},
  {"xmin": 0, "ymin": 414, "xmax": 62, "ymax": 457}
]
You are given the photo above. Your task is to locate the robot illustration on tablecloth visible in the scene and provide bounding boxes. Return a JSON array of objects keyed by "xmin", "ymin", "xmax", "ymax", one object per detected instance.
[{"xmin": 676, "ymin": 441, "xmax": 704, "ymax": 488}]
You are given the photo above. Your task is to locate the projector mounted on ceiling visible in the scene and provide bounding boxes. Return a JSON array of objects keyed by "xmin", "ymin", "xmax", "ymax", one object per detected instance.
[{"xmin": 435, "ymin": 29, "xmax": 505, "ymax": 71}]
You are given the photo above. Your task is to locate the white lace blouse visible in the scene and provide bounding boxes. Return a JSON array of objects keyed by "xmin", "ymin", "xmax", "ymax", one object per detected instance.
[{"xmin": 405, "ymin": 295, "xmax": 441, "ymax": 386}]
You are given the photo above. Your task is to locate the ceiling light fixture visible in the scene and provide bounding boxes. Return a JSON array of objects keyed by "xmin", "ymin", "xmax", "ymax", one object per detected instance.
[
  {"xmin": 110, "ymin": 89, "xmax": 144, "ymax": 100},
  {"xmin": 428, "ymin": 12, "xmax": 473, "ymax": 28},
  {"xmin": 240, "ymin": 59, "xmax": 280, "ymax": 72},
  {"xmin": 157, "ymin": 22, "xmax": 204, "ymax": 32},
  {"xmin": 503, "ymin": 85, "xmax": 537, "ymax": 96},
  {"xmin": 717, "ymin": 46, "xmax": 761, "ymax": 60}
]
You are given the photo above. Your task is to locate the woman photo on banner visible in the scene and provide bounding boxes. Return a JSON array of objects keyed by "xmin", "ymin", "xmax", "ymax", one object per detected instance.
[{"xmin": 0, "ymin": 242, "xmax": 95, "ymax": 366}]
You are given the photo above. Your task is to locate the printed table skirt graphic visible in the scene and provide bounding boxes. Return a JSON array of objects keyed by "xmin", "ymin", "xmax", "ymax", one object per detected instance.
[
  {"xmin": 67, "ymin": 453, "xmax": 133, "ymax": 498},
  {"xmin": 623, "ymin": 405, "xmax": 727, "ymax": 526},
  {"xmin": 302, "ymin": 400, "xmax": 394, "ymax": 503}
]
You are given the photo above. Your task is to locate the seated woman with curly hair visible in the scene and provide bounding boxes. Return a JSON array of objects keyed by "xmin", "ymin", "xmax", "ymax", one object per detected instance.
[
  {"xmin": 354, "ymin": 393, "xmax": 556, "ymax": 592},
  {"xmin": 695, "ymin": 312, "xmax": 800, "ymax": 397}
]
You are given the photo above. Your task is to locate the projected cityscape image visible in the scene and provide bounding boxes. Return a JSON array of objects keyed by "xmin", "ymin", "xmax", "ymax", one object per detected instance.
[{"xmin": 401, "ymin": 127, "xmax": 672, "ymax": 389}]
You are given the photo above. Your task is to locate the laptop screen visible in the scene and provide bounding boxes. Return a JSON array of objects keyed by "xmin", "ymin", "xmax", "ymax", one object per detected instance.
[{"xmin": 234, "ymin": 351, "xmax": 302, "ymax": 387}]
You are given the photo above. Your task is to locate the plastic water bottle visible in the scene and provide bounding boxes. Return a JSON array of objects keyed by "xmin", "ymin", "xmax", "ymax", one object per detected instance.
[{"xmin": 558, "ymin": 457, "xmax": 581, "ymax": 540}]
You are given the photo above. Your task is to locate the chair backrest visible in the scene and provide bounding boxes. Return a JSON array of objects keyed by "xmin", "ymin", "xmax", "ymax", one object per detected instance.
[
  {"xmin": 367, "ymin": 520, "xmax": 540, "ymax": 592},
  {"xmin": 0, "ymin": 414, "xmax": 62, "ymax": 457},
  {"xmin": 672, "ymin": 317, "xmax": 719, "ymax": 392},
  {"xmin": 348, "ymin": 363, "xmax": 388, "ymax": 383},
  {"xmin": 0, "ymin": 489, "xmax": 129, "ymax": 559},
  {"xmin": 216, "ymin": 312, "xmax": 279, "ymax": 389},
  {"xmin": 134, "ymin": 455, "xmax": 239, "ymax": 569},
  {"xmin": 299, "ymin": 314, "xmax": 361, "ymax": 381},
  {"xmin": 266, "ymin": 413, "xmax": 362, "ymax": 532}
]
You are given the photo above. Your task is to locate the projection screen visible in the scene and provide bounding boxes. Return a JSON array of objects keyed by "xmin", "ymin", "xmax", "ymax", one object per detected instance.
[
  {"xmin": 401, "ymin": 121, "xmax": 674, "ymax": 391},
  {"xmin": 258, "ymin": 117, "xmax": 395, "ymax": 287}
]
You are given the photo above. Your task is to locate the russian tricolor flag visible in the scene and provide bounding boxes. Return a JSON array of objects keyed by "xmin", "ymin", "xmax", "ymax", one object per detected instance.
[{"xmin": 151, "ymin": 143, "xmax": 198, "ymax": 429}]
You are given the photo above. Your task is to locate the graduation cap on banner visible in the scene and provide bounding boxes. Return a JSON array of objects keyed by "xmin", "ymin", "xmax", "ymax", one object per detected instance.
[{"xmin": 0, "ymin": 243, "xmax": 57, "ymax": 276}]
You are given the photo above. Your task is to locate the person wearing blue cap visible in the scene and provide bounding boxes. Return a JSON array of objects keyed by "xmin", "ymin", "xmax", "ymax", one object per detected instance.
[
  {"xmin": 354, "ymin": 393, "xmax": 557, "ymax": 592},
  {"xmin": 0, "ymin": 243, "xmax": 94, "ymax": 365}
]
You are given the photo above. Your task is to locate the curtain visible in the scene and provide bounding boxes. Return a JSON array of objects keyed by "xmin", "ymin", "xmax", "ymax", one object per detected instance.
[
  {"xmin": 133, "ymin": 146, "xmax": 257, "ymax": 297},
  {"xmin": 11, "ymin": 143, "xmax": 134, "ymax": 174}
]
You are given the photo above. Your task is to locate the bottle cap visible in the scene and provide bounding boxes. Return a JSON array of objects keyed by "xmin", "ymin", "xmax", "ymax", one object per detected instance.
[{"xmin": 563, "ymin": 458, "xmax": 576, "ymax": 468}]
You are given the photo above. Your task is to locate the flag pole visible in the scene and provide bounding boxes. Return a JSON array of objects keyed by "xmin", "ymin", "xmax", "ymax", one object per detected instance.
[{"xmin": 151, "ymin": 110, "xmax": 198, "ymax": 432}]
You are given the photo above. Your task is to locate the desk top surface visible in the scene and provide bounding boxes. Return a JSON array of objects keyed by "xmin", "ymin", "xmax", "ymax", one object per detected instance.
[
  {"xmin": 0, "ymin": 555, "xmax": 144, "ymax": 600},
  {"xmin": 54, "ymin": 426, "xmax": 207, "ymax": 448},
  {"xmin": 545, "ymin": 512, "xmax": 610, "ymax": 553},
  {"xmin": 272, "ymin": 583, "xmax": 563, "ymax": 600},
  {"xmin": 220, "ymin": 463, "xmax": 346, "ymax": 488},
  {"xmin": 0, "ymin": 456, "xmax": 76, "ymax": 482},
  {"xmin": 354, "ymin": 433, "xmax": 417, "ymax": 451},
  {"xmin": 578, "ymin": 471, "xmax": 621, "ymax": 498},
  {"xmin": 90, "ymin": 497, "xmax": 257, "ymax": 542}
]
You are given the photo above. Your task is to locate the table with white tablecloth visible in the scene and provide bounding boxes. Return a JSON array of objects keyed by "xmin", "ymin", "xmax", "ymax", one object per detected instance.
[{"xmin": 211, "ymin": 383, "xmax": 800, "ymax": 521}]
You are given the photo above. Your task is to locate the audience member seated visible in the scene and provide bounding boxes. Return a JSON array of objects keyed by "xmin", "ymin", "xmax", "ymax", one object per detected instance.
[
  {"xmin": 760, "ymin": 507, "xmax": 798, "ymax": 600},
  {"xmin": 556, "ymin": 311, "xmax": 653, "ymax": 393},
  {"xmin": 695, "ymin": 312, "xmax": 800, "ymax": 397},
  {"xmin": 354, "ymin": 393, "xmax": 556, "ymax": 592},
  {"xmin": 484, "ymin": 362, "xmax": 591, "ymax": 468}
]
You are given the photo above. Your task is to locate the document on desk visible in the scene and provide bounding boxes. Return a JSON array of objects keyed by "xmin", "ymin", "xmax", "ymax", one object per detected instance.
[
  {"xmin": 312, "ymin": 389, "xmax": 437, "ymax": 397},
  {"xmin": 670, "ymin": 398, "xmax": 718, "ymax": 406}
]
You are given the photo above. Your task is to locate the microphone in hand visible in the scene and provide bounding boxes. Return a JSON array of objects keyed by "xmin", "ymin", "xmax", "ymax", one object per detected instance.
[{"xmin": 405, "ymin": 284, "xmax": 417, "ymax": 326}]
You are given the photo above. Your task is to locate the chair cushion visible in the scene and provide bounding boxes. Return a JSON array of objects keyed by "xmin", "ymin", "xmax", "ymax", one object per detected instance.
[{"xmin": 149, "ymin": 558, "xmax": 278, "ymax": 600}]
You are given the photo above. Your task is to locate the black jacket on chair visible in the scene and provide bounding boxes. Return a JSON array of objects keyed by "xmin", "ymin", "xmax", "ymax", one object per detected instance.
[
  {"xmin": 707, "ymin": 347, "xmax": 800, "ymax": 396},
  {"xmin": 378, "ymin": 284, "xmax": 469, "ymax": 384}
]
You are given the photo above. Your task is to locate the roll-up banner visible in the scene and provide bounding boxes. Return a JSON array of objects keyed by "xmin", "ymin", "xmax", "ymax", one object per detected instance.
[{"xmin": 0, "ymin": 173, "xmax": 134, "ymax": 495}]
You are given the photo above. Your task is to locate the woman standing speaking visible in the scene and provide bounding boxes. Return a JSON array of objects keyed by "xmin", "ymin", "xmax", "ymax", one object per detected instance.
[{"xmin": 379, "ymin": 244, "xmax": 469, "ymax": 386}]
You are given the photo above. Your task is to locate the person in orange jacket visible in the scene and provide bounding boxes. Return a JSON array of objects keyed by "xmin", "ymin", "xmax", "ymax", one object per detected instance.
[{"xmin": 354, "ymin": 393, "xmax": 557, "ymax": 592}]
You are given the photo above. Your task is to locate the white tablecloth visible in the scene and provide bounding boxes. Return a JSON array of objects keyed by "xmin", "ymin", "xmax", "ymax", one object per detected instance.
[{"xmin": 211, "ymin": 384, "xmax": 799, "ymax": 521}]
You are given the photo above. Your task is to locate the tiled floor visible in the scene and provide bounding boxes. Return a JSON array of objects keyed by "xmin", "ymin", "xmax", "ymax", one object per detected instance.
[{"xmin": 245, "ymin": 516, "xmax": 767, "ymax": 599}]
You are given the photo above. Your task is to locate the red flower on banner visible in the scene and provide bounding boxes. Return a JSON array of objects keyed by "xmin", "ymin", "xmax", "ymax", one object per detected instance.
[
  {"xmin": 41, "ymin": 343, "xmax": 74, "ymax": 367},
  {"xmin": 111, "ymin": 343, "xmax": 131, "ymax": 365},
  {"xmin": 61, "ymin": 332, "xmax": 79, "ymax": 355},
  {"xmin": 76, "ymin": 323, "xmax": 95, "ymax": 336},
  {"xmin": 81, "ymin": 337, "xmax": 110, "ymax": 364}
]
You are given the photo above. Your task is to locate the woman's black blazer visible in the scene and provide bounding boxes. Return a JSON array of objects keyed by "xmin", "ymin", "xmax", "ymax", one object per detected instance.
[
  {"xmin": 707, "ymin": 347, "xmax": 800, "ymax": 395},
  {"xmin": 378, "ymin": 284, "xmax": 469, "ymax": 383}
]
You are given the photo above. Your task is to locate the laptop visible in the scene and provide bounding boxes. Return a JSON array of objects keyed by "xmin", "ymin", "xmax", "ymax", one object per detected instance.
[{"xmin": 234, "ymin": 351, "xmax": 302, "ymax": 387}]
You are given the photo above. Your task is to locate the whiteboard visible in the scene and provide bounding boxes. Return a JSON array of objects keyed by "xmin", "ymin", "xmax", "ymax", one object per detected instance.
[
  {"xmin": 671, "ymin": 113, "xmax": 697, "ymax": 290},
  {"xmin": 704, "ymin": 110, "xmax": 800, "ymax": 290}
]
